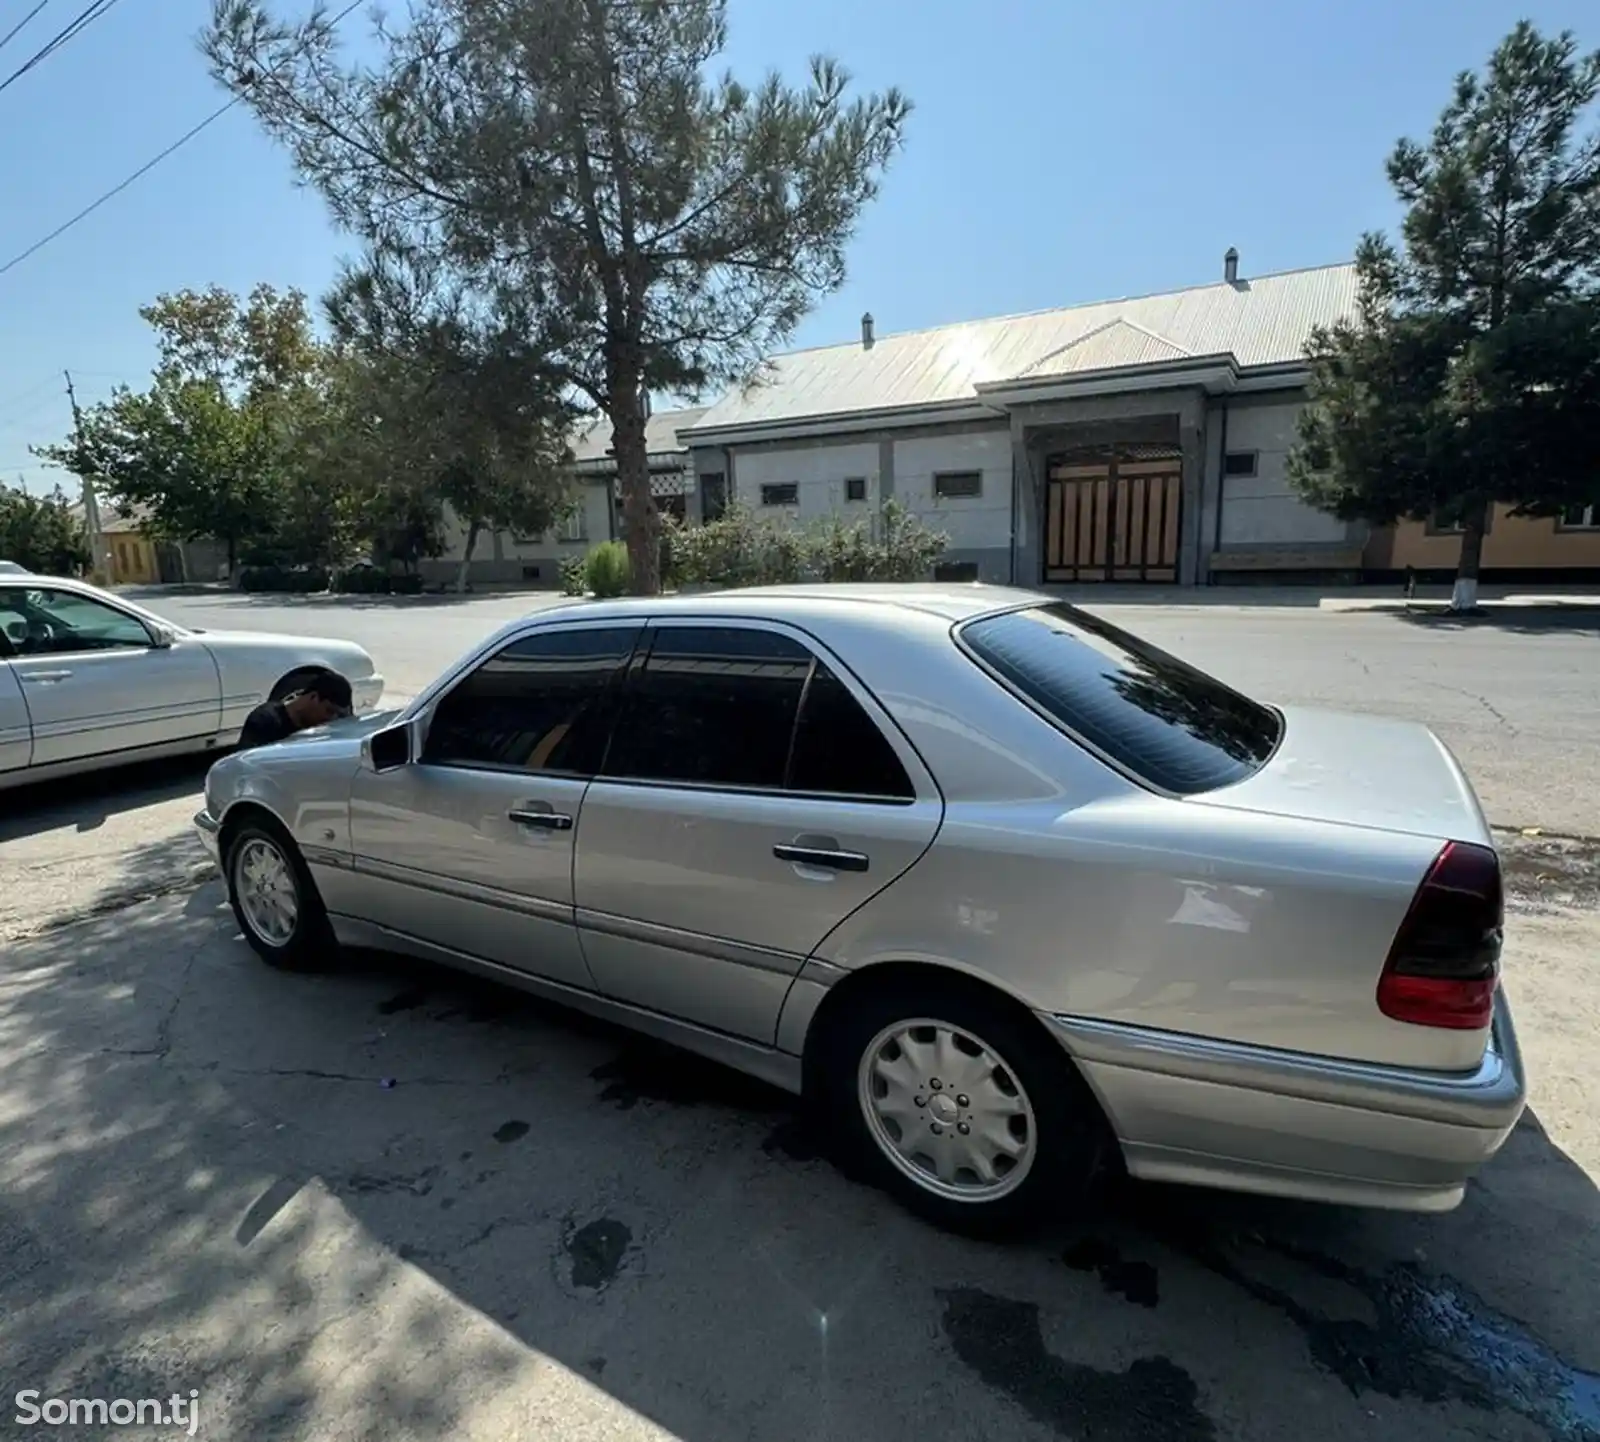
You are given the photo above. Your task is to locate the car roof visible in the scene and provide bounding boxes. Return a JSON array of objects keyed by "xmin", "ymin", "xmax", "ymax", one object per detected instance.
[{"xmin": 532, "ymin": 582, "xmax": 1054, "ymax": 627}]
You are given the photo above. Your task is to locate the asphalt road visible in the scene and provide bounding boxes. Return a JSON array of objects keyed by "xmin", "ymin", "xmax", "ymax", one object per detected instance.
[
  {"xmin": 3, "ymin": 589, "xmax": 1599, "ymax": 1440},
  {"xmin": 135, "ymin": 586, "xmax": 1600, "ymax": 836},
  {"xmin": 1, "ymin": 773, "xmax": 1598, "ymax": 1441}
]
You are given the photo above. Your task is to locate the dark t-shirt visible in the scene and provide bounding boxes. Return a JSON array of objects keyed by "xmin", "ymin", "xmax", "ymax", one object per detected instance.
[{"xmin": 239, "ymin": 701, "xmax": 295, "ymax": 750}]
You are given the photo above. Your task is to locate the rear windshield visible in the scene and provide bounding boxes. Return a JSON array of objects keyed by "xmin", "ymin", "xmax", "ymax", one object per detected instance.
[{"xmin": 959, "ymin": 603, "xmax": 1281, "ymax": 795}]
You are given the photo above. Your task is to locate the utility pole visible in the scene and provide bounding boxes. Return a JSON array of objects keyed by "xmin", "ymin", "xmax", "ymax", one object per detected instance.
[{"xmin": 64, "ymin": 369, "xmax": 110, "ymax": 581}]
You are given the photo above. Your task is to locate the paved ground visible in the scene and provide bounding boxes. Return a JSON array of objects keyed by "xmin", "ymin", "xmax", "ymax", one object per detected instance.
[
  {"xmin": 1, "ymin": 762, "xmax": 1598, "ymax": 1441},
  {"xmin": 2, "ymin": 588, "xmax": 1597, "ymax": 1439},
  {"xmin": 129, "ymin": 585, "xmax": 1600, "ymax": 835}
]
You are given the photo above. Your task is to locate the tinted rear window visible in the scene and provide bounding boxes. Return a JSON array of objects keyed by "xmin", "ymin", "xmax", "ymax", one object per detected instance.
[{"xmin": 959, "ymin": 603, "xmax": 1281, "ymax": 794}]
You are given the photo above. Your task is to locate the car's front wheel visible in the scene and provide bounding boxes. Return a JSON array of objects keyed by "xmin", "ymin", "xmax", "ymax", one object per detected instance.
[
  {"xmin": 225, "ymin": 820, "xmax": 334, "ymax": 971},
  {"xmin": 817, "ymin": 976, "xmax": 1107, "ymax": 1235}
]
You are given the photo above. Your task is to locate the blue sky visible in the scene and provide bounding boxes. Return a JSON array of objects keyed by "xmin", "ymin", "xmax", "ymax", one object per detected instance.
[{"xmin": 1, "ymin": 0, "xmax": 1592, "ymax": 493}]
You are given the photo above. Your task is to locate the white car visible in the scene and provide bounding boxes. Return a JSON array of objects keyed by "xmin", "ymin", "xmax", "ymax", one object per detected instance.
[
  {"xmin": 0, "ymin": 575, "xmax": 384, "ymax": 791},
  {"xmin": 0, "ymin": 561, "xmax": 29, "ymax": 575}
]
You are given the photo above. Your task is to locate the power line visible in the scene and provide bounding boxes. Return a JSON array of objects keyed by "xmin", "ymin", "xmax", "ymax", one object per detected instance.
[
  {"xmin": 0, "ymin": 0, "xmax": 363, "ymax": 280},
  {"xmin": 0, "ymin": 2, "xmax": 54, "ymax": 58},
  {"xmin": 0, "ymin": 0, "xmax": 122, "ymax": 97}
]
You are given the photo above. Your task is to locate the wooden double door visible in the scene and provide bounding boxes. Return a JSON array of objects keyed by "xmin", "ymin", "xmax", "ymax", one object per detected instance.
[{"xmin": 1044, "ymin": 453, "xmax": 1182, "ymax": 583}]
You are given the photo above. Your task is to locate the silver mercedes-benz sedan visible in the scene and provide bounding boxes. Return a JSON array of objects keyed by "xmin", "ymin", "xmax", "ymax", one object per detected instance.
[{"xmin": 194, "ymin": 584, "xmax": 1525, "ymax": 1233}]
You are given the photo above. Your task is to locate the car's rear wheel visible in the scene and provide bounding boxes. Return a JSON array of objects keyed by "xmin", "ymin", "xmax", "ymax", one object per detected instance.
[
  {"xmin": 225, "ymin": 819, "xmax": 335, "ymax": 971},
  {"xmin": 816, "ymin": 976, "xmax": 1106, "ymax": 1236}
]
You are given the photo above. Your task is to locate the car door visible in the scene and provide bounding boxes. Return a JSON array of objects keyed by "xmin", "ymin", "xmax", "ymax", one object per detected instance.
[
  {"xmin": 0, "ymin": 583, "xmax": 221, "ymax": 767},
  {"xmin": 573, "ymin": 620, "xmax": 945, "ymax": 1043},
  {"xmin": 0, "ymin": 642, "xmax": 32, "ymax": 778},
  {"xmin": 346, "ymin": 621, "xmax": 641, "ymax": 992}
]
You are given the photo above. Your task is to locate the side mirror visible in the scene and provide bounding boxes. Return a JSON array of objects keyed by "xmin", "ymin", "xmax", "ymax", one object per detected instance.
[
  {"xmin": 147, "ymin": 622, "xmax": 176, "ymax": 649},
  {"xmin": 366, "ymin": 722, "xmax": 414, "ymax": 773}
]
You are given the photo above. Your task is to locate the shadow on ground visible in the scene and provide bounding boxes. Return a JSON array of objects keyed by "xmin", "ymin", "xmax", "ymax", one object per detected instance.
[
  {"xmin": 2, "ymin": 892, "xmax": 1597, "ymax": 1440},
  {"xmin": 1385, "ymin": 603, "xmax": 1600, "ymax": 636},
  {"xmin": 0, "ymin": 753, "xmax": 213, "ymax": 846}
]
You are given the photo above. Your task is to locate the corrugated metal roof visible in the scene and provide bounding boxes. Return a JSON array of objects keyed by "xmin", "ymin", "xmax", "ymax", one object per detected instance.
[
  {"xmin": 686, "ymin": 263, "xmax": 1357, "ymax": 434},
  {"xmin": 569, "ymin": 405, "xmax": 706, "ymax": 463}
]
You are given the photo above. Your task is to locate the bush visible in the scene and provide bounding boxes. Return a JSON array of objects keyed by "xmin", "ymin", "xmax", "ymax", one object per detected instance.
[
  {"xmin": 333, "ymin": 564, "xmax": 391, "ymax": 594},
  {"xmin": 391, "ymin": 573, "xmax": 423, "ymax": 595},
  {"xmin": 668, "ymin": 499, "xmax": 948, "ymax": 590},
  {"xmin": 585, "ymin": 541, "xmax": 631, "ymax": 598},
  {"xmin": 559, "ymin": 553, "xmax": 588, "ymax": 597}
]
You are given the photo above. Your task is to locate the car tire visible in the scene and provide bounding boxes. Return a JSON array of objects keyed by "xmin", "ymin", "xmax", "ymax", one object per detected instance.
[
  {"xmin": 814, "ymin": 975, "xmax": 1107, "ymax": 1237},
  {"xmin": 225, "ymin": 819, "xmax": 336, "ymax": 972}
]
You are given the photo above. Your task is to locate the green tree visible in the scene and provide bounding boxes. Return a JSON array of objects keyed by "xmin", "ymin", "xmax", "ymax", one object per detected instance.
[
  {"xmin": 0, "ymin": 483, "xmax": 89, "ymax": 575},
  {"xmin": 36, "ymin": 286, "xmax": 330, "ymax": 573},
  {"xmin": 1288, "ymin": 22, "xmax": 1600, "ymax": 610},
  {"xmin": 204, "ymin": 0, "xmax": 910, "ymax": 593},
  {"xmin": 326, "ymin": 256, "xmax": 578, "ymax": 591}
]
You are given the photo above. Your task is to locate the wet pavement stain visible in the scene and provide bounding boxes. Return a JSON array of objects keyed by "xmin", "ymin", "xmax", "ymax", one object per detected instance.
[
  {"xmin": 591, "ymin": 1043, "xmax": 785, "ymax": 1113},
  {"xmin": 376, "ymin": 986, "xmax": 430, "ymax": 1015},
  {"xmin": 565, "ymin": 1217, "xmax": 632, "ymax": 1291},
  {"xmin": 938, "ymin": 1286, "xmax": 1214, "ymax": 1442},
  {"xmin": 1165, "ymin": 1224, "xmax": 1600, "ymax": 1441},
  {"xmin": 1062, "ymin": 1237, "xmax": 1160, "ymax": 1309},
  {"xmin": 761, "ymin": 1115, "xmax": 821, "ymax": 1162},
  {"xmin": 493, "ymin": 1120, "xmax": 530, "ymax": 1144}
]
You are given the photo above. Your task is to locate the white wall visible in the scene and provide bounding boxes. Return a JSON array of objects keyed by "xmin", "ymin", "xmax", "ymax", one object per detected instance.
[
  {"xmin": 439, "ymin": 483, "xmax": 612, "ymax": 563},
  {"xmin": 892, "ymin": 428, "xmax": 1012, "ymax": 550},
  {"xmin": 1217, "ymin": 401, "xmax": 1348, "ymax": 547},
  {"xmin": 733, "ymin": 442, "xmax": 880, "ymax": 524}
]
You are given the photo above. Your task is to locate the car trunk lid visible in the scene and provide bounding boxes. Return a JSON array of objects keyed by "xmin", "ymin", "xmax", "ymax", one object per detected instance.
[{"xmin": 1190, "ymin": 705, "xmax": 1494, "ymax": 847}]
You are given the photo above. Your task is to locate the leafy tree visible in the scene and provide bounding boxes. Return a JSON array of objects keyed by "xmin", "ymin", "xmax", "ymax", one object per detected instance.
[
  {"xmin": 204, "ymin": 0, "xmax": 910, "ymax": 593},
  {"xmin": 1288, "ymin": 22, "xmax": 1600, "ymax": 610},
  {"xmin": 0, "ymin": 483, "xmax": 89, "ymax": 575},
  {"xmin": 326, "ymin": 256, "xmax": 578, "ymax": 591},
  {"xmin": 35, "ymin": 286, "xmax": 329, "ymax": 573}
]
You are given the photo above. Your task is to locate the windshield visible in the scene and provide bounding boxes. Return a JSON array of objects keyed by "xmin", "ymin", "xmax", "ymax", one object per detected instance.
[{"xmin": 959, "ymin": 602, "xmax": 1282, "ymax": 795}]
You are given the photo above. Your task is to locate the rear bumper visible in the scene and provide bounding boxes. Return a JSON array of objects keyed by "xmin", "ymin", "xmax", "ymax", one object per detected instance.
[{"xmin": 1043, "ymin": 991, "xmax": 1527, "ymax": 1212}]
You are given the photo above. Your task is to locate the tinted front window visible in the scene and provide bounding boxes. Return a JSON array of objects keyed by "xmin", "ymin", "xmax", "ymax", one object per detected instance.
[
  {"xmin": 789, "ymin": 664, "xmax": 913, "ymax": 799},
  {"xmin": 423, "ymin": 625, "xmax": 639, "ymax": 774},
  {"xmin": 603, "ymin": 626, "xmax": 810, "ymax": 789},
  {"xmin": 960, "ymin": 603, "xmax": 1280, "ymax": 794}
]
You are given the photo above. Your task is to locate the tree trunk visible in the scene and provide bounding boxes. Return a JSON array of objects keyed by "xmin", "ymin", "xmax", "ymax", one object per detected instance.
[
  {"xmin": 1452, "ymin": 497, "xmax": 1490, "ymax": 612},
  {"xmin": 455, "ymin": 519, "xmax": 480, "ymax": 594},
  {"xmin": 611, "ymin": 389, "xmax": 659, "ymax": 595}
]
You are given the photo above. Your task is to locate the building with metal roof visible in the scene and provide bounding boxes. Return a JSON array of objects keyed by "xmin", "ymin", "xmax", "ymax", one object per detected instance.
[{"xmin": 674, "ymin": 253, "xmax": 1369, "ymax": 587}]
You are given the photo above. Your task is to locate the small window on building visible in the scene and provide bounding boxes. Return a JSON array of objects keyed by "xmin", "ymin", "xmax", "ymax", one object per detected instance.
[
  {"xmin": 935, "ymin": 560, "xmax": 979, "ymax": 582},
  {"xmin": 844, "ymin": 476, "xmax": 867, "ymax": 503},
  {"xmin": 1223, "ymin": 451, "xmax": 1258, "ymax": 478},
  {"xmin": 933, "ymin": 471, "xmax": 983, "ymax": 500},
  {"xmin": 521, "ymin": 564, "xmax": 542, "ymax": 581},
  {"xmin": 1559, "ymin": 503, "xmax": 1599, "ymax": 530},
  {"xmin": 760, "ymin": 482, "xmax": 799, "ymax": 507}
]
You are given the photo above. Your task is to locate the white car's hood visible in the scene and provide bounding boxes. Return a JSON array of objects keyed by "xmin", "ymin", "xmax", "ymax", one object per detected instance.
[{"xmin": 194, "ymin": 627, "xmax": 369, "ymax": 661}]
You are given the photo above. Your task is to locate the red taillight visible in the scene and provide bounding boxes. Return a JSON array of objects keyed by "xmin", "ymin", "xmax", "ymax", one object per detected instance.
[{"xmin": 1377, "ymin": 841, "xmax": 1503, "ymax": 1031}]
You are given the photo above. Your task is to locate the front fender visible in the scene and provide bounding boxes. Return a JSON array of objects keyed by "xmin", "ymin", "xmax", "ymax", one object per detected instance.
[{"xmin": 210, "ymin": 750, "xmax": 359, "ymax": 869}]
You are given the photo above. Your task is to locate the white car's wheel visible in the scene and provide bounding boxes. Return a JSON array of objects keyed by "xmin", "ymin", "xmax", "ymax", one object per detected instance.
[
  {"xmin": 817, "ymin": 976, "xmax": 1108, "ymax": 1235},
  {"xmin": 225, "ymin": 820, "xmax": 334, "ymax": 970}
]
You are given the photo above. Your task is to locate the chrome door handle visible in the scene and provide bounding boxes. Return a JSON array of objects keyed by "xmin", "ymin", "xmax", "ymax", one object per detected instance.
[
  {"xmin": 773, "ymin": 843, "xmax": 869, "ymax": 873},
  {"xmin": 508, "ymin": 808, "xmax": 574, "ymax": 832},
  {"xmin": 20, "ymin": 670, "xmax": 72, "ymax": 683}
]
